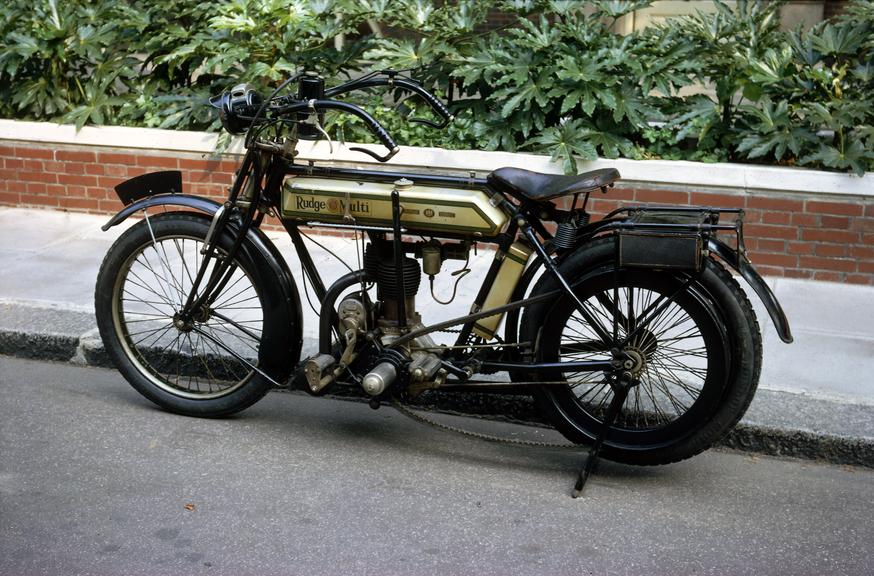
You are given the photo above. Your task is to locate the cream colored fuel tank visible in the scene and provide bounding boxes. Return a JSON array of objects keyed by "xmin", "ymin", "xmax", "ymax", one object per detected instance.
[
  {"xmin": 473, "ymin": 240, "xmax": 533, "ymax": 340},
  {"xmin": 282, "ymin": 177, "xmax": 508, "ymax": 236}
]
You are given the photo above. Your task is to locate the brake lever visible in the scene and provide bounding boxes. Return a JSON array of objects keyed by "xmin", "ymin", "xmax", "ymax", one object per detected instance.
[{"xmin": 349, "ymin": 145, "xmax": 400, "ymax": 163}]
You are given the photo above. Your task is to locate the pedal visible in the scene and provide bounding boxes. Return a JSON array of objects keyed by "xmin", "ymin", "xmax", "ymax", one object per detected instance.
[{"xmin": 304, "ymin": 353, "xmax": 336, "ymax": 394}]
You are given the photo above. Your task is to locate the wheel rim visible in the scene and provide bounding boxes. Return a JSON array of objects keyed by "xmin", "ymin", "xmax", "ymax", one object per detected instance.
[
  {"xmin": 542, "ymin": 269, "xmax": 728, "ymax": 447},
  {"xmin": 112, "ymin": 234, "xmax": 263, "ymax": 399}
]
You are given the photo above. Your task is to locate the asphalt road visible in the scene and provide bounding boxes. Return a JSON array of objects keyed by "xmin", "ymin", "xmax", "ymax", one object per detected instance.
[{"xmin": 1, "ymin": 356, "xmax": 872, "ymax": 576}]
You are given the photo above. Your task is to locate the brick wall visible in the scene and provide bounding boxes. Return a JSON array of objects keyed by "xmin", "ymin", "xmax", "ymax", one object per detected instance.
[{"xmin": 1, "ymin": 141, "xmax": 873, "ymax": 285}]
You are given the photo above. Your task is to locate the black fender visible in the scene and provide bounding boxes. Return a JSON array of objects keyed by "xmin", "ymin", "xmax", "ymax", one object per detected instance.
[
  {"xmin": 505, "ymin": 238, "xmax": 792, "ymax": 346},
  {"xmin": 101, "ymin": 180, "xmax": 304, "ymax": 377},
  {"xmin": 708, "ymin": 238, "xmax": 793, "ymax": 343}
]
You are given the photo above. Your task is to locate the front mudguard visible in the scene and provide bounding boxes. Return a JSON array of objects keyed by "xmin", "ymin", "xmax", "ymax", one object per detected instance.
[{"xmin": 101, "ymin": 171, "xmax": 305, "ymax": 377}]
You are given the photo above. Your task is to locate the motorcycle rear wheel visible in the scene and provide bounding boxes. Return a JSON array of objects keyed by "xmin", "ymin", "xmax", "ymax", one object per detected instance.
[
  {"xmin": 519, "ymin": 239, "xmax": 761, "ymax": 466},
  {"xmin": 95, "ymin": 212, "xmax": 290, "ymax": 417}
]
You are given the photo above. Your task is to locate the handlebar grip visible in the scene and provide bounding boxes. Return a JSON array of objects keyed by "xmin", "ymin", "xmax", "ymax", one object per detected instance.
[{"xmin": 417, "ymin": 86, "xmax": 453, "ymax": 121}]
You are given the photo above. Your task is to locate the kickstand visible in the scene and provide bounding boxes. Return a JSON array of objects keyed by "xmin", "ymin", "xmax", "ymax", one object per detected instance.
[{"xmin": 572, "ymin": 375, "xmax": 633, "ymax": 498}]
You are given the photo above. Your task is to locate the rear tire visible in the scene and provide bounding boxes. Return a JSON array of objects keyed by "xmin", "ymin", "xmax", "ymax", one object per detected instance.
[
  {"xmin": 519, "ymin": 239, "xmax": 761, "ymax": 466},
  {"xmin": 95, "ymin": 212, "xmax": 294, "ymax": 417}
]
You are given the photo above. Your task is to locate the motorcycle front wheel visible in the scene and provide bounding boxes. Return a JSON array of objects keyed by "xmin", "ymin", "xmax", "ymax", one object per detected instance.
[
  {"xmin": 95, "ymin": 212, "xmax": 292, "ymax": 417},
  {"xmin": 519, "ymin": 239, "xmax": 761, "ymax": 466}
]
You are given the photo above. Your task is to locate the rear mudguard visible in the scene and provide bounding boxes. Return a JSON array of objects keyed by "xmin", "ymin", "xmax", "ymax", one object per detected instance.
[
  {"xmin": 505, "ymin": 238, "xmax": 793, "ymax": 346},
  {"xmin": 707, "ymin": 238, "xmax": 793, "ymax": 343},
  {"xmin": 101, "ymin": 173, "xmax": 305, "ymax": 376}
]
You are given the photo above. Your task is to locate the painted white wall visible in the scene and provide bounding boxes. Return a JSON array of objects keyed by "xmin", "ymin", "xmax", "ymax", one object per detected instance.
[{"xmin": 1, "ymin": 119, "xmax": 871, "ymax": 198}]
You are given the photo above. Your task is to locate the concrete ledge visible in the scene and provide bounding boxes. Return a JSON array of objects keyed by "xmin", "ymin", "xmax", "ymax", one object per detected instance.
[
  {"xmin": 2, "ymin": 300, "xmax": 871, "ymax": 468},
  {"xmin": 2, "ymin": 119, "xmax": 872, "ymax": 197}
]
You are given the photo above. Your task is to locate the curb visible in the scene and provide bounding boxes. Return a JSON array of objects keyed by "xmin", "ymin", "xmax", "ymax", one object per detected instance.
[{"xmin": 2, "ymin": 302, "xmax": 873, "ymax": 469}]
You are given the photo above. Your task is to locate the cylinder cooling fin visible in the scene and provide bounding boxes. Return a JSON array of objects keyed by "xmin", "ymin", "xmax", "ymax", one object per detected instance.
[{"xmin": 364, "ymin": 243, "xmax": 421, "ymax": 299}]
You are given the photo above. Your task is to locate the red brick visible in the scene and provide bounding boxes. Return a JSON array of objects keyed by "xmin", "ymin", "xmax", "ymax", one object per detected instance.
[
  {"xmin": 761, "ymin": 211, "xmax": 792, "ymax": 225},
  {"xmin": 61, "ymin": 162, "xmax": 86, "ymax": 175},
  {"xmin": 104, "ymin": 164, "xmax": 127, "ymax": 177},
  {"xmin": 0, "ymin": 191, "xmax": 21, "ymax": 205},
  {"xmin": 813, "ymin": 271, "xmax": 843, "ymax": 282},
  {"xmin": 787, "ymin": 242, "xmax": 819, "ymax": 258},
  {"xmin": 814, "ymin": 244, "xmax": 848, "ymax": 257},
  {"xmin": 846, "ymin": 274, "xmax": 874, "ymax": 285},
  {"xmin": 19, "ymin": 193, "xmax": 57, "ymax": 206},
  {"xmin": 209, "ymin": 172, "xmax": 233, "ymax": 185},
  {"xmin": 179, "ymin": 158, "xmax": 211, "ymax": 171},
  {"xmin": 755, "ymin": 265, "xmax": 784, "ymax": 277},
  {"xmin": 4, "ymin": 158, "xmax": 24, "ymax": 170},
  {"xmin": 56, "ymin": 150, "xmax": 96, "ymax": 163},
  {"xmin": 749, "ymin": 252, "xmax": 797, "ymax": 268},
  {"xmin": 799, "ymin": 256, "xmax": 857, "ymax": 272},
  {"xmin": 63, "ymin": 174, "xmax": 98, "ymax": 187},
  {"xmin": 85, "ymin": 187, "xmax": 107, "ymax": 199},
  {"xmin": 801, "ymin": 228, "xmax": 860, "ymax": 244},
  {"xmin": 745, "ymin": 223, "xmax": 799, "ymax": 240},
  {"xmin": 791, "ymin": 213, "xmax": 819, "ymax": 227},
  {"xmin": 743, "ymin": 209, "xmax": 762, "ymax": 223},
  {"xmin": 820, "ymin": 215, "xmax": 850, "ymax": 229},
  {"xmin": 756, "ymin": 239, "xmax": 786, "ymax": 252},
  {"xmin": 97, "ymin": 176, "xmax": 125, "ymax": 189},
  {"xmin": 860, "ymin": 261, "xmax": 874, "ymax": 274},
  {"xmin": 784, "ymin": 268, "xmax": 813, "ymax": 279},
  {"xmin": 17, "ymin": 170, "xmax": 57, "ymax": 183},
  {"xmin": 46, "ymin": 184, "xmax": 65, "ymax": 196},
  {"xmin": 84, "ymin": 163, "xmax": 105, "ymax": 175},
  {"xmin": 634, "ymin": 188, "xmax": 689, "ymax": 204},
  {"xmin": 605, "ymin": 187, "xmax": 635, "ymax": 201},
  {"xmin": 66, "ymin": 185, "xmax": 86, "ymax": 198},
  {"xmin": 58, "ymin": 197, "xmax": 99, "ymax": 211},
  {"xmin": 43, "ymin": 161, "xmax": 65, "ymax": 173},
  {"xmin": 24, "ymin": 159, "xmax": 43, "ymax": 171},
  {"xmin": 866, "ymin": 204, "xmax": 874, "ymax": 217},
  {"xmin": 26, "ymin": 182, "xmax": 47, "ymax": 194},
  {"xmin": 0, "ymin": 145, "xmax": 16, "ymax": 156},
  {"xmin": 864, "ymin": 233, "xmax": 874, "ymax": 244},
  {"xmin": 851, "ymin": 218, "xmax": 874, "ymax": 233},
  {"xmin": 690, "ymin": 192, "xmax": 746, "ymax": 208},
  {"xmin": 806, "ymin": 200, "xmax": 863, "ymax": 216},
  {"xmin": 136, "ymin": 155, "xmax": 178, "ymax": 169},
  {"xmin": 849, "ymin": 245, "xmax": 874, "ymax": 259},
  {"xmin": 747, "ymin": 196, "xmax": 804, "ymax": 212},
  {"xmin": 98, "ymin": 152, "xmax": 136, "ymax": 165},
  {"xmin": 15, "ymin": 147, "xmax": 53, "ymax": 159},
  {"xmin": 98, "ymin": 198, "xmax": 125, "ymax": 212},
  {"xmin": 6, "ymin": 181, "xmax": 27, "ymax": 193}
]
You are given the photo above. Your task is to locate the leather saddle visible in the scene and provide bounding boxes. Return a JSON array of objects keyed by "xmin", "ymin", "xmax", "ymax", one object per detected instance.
[{"xmin": 487, "ymin": 167, "xmax": 619, "ymax": 202}]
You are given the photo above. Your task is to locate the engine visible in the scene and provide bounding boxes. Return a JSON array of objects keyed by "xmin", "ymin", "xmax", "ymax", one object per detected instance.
[{"xmin": 304, "ymin": 239, "xmax": 451, "ymax": 398}]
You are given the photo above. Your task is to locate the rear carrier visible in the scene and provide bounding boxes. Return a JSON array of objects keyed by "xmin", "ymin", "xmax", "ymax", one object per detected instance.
[{"xmin": 606, "ymin": 206, "xmax": 746, "ymax": 271}]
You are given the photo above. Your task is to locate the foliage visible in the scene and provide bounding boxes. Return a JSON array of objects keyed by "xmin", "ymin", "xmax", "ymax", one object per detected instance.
[{"xmin": 0, "ymin": 0, "xmax": 871, "ymax": 174}]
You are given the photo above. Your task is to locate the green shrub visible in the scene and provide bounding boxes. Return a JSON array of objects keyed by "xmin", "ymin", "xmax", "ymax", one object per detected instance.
[{"xmin": 0, "ymin": 0, "xmax": 871, "ymax": 174}]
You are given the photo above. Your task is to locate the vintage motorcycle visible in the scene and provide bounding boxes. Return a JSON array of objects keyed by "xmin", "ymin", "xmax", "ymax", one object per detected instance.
[{"xmin": 94, "ymin": 71, "xmax": 793, "ymax": 495}]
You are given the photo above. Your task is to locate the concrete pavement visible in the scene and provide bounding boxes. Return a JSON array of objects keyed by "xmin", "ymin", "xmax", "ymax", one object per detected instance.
[
  {"xmin": 2, "ymin": 356, "xmax": 873, "ymax": 576},
  {"xmin": 1, "ymin": 207, "xmax": 873, "ymax": 465}
]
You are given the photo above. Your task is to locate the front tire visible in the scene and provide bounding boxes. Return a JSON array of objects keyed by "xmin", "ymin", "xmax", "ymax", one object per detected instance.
[
  {"xmin": 95, "ymin": 212, "xmax": 294, "ymax": 417},
  {"xmin": 519, "ymin": 239, "xmax": 761, "ymax": 465}
]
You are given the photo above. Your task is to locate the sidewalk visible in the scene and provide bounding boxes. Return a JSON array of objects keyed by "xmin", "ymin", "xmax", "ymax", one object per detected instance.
[{"xmin": 1, "ymin": 207, "xmax": 872, "ymax": 465}]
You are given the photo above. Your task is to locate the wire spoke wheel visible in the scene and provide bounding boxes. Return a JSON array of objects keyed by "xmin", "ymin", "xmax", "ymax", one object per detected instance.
[
  {"xmin": 113, "ymin": 233, "xmax": 263, "ymax": 399},
  {"xmin": 95, "ymin": 213, "xmax": 298, "ymax": 417},
  {"xmin": 556, "ymin": 279, "xmax": 719, "ymax": 434},
  {"xmin": 518, "ymin": 237, "xmax": 763, "ymax": 466}
]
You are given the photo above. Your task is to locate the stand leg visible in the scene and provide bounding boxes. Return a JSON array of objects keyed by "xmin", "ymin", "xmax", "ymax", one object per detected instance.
[{"xmin": 572, "ymin": 378, "xmax": 632, "ymax": 498}]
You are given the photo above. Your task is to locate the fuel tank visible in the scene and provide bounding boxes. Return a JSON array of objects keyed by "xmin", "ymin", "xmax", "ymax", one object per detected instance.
[{"xmin": 281, "ymin": 177, "xmax": 508, "ymax": 237}]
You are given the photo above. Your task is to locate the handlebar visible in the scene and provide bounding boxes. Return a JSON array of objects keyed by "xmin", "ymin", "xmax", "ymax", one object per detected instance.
[
  {"xmin": 325, "ymin": 76, "xmax": 453, "ymax": 128},
  {"xmin": 272, "ymin": 99, "xmax": 400, "ymax": 162},
  {"xmin": 211, "ymin": 71, "xmax": 452, "ymax": 162}
]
